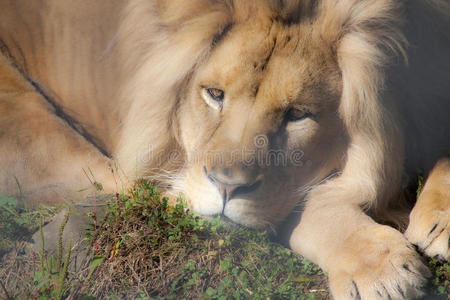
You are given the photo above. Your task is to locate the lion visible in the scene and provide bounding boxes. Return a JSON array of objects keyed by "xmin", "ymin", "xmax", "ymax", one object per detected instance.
[{"xmin": 0, "ymin": 0, "xmax": 449, "ymax": 298}]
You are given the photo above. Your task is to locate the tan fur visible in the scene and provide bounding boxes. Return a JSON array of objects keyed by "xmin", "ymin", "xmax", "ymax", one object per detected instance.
[
  {"xmin": 406, "ymin": 158, "xmax": 450, "ymax": 261},
  {"xmin": 0, "ymin": 0, "xmax": 448, "ymax": 298}
]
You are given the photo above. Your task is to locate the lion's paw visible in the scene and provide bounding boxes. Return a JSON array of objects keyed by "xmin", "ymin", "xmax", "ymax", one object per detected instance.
[
  {"xmin": 405, "ymin": 205, "xmax": 450, "ymax": 261},
  {"xmin": 327, "ymin": 225, "xmax": 430, "ymax": 300}
]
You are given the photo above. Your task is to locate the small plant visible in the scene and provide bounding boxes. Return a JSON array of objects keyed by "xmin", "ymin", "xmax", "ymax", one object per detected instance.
[
  {"xmin": 79, "ymin": 181, "xmax": 329, "ymax": 299},
  {"xmin": 28, "ymin": 212, "xmax": 72, "ymax": 299},
  {"xmin": 428, "ymin": 258, "xmax": 450, "ymax": 296},
  {"xmin": 0, "ymin": 181, "xmax": 448, "ymax": 299},
  {"xmin": 0, "ymin": 194, "xmax": 56, "ymax": 259}
]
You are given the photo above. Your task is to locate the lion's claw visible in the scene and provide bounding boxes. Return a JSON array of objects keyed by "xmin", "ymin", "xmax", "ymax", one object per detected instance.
[
  {"xmin": 327, "ymin": 225, "xmax": 430, "ymax": 300},
  {"xmin": 405, "ymin": 205, "xmax": 450, "ymax": 261}
]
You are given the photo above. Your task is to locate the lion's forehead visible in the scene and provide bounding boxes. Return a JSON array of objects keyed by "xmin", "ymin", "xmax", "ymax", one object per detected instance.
[{"xmin": 203, "ymin": 22, "xmax": 339, "ymax": 109}]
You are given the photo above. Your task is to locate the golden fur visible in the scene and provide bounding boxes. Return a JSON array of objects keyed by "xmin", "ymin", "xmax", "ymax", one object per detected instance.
[{"xmin": 0, "ymin": 0, "xmax": 449, "ymax": 298}]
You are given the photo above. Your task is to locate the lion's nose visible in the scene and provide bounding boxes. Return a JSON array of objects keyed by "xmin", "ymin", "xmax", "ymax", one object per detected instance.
[{"xmin": 203, "ymin": 166, "xmax": 263, "ymax": 203}]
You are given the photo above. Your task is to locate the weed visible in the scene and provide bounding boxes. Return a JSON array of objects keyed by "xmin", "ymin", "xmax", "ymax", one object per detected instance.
[
  {"xmin": 0, "ymin": 182, "xmax": 448, "ymax": 299},
  {"xmin": 429, "ymin": 258, "xmax": 450, "ymax": 295},
  {"xmin": 0, "ymin": 194, "xmax": 56, "ymax": 259},
  {"xmin": 77, "ymin": 182, "xmax": 329, "ymax": 298}
]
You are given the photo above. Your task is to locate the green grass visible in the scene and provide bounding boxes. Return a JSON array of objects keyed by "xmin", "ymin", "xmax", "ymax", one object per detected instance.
[
  {"xmin": 0, "ymin": 194, "xmax": 57, "ymax": 258},
  {"xmin": 0, "ymin": 182, "xmax": 448, "ymax": 299},
  {"xmin": 85, "ymin": 181, "xmax": 328, "ymax": 299}
]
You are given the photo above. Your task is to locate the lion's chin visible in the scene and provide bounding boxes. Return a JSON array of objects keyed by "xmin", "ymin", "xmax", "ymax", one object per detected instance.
[
  {"xmin": 194, "ymin": 197, "xmax": 270, "ymax": 228},
  {"xmin": 186, "ymin": 188, "xmax": 268, "ymax": 228},
  {"xmin": 185, "ymin": 178, "xmax": 274, "ymax": 228},
  {"xmin": 223, "ymin": 199, "xmax": 269, "ymax": 228}
]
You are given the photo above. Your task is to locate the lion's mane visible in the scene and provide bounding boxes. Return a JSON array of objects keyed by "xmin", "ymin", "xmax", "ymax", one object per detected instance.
[{"xmin": 116, "ymin": 0, "xmax": 449, "ymax": 222}]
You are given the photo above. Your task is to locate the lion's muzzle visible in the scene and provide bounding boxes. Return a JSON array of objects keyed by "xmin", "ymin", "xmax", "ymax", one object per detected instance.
[{"xmin": 203, "ymin": 165, "xmax": 264, "ymax": 210}]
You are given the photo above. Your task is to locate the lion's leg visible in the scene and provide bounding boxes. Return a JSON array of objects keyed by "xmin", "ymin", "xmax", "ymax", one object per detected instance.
[
  {"xmin": 289, "ymin": 200, "xmax": 430, "ymax": 300},
  {"xmin": 405, "ymin": 158, "xmax": 450, "ymax": 261},
  {"xmin": 0, "ymin": 54, "xmax": 118, "ymax": 207}
]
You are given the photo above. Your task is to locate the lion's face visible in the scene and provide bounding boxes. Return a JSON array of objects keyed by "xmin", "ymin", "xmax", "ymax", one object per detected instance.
[{"xmin": 175, "ymin": 21, "xmax": 347, "ymax": 227}]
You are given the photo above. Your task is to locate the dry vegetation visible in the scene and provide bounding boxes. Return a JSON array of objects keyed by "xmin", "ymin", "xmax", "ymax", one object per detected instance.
[{"xmin": 0, "ymin": 181, "xmax": 448, "ymax": 299}]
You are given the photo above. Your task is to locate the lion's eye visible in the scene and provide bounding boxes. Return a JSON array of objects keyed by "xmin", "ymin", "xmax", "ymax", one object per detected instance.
[
  {"xmin": 202, "ymin": 88, "xmax": 225, "ymax": 110},
  {"xmin": 285, "ymin": 108, "xmax": 313, "ymax": 122},
  {"xmin": 207, "ymin": 88, "xmax": 224, "ymax": 102}
]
